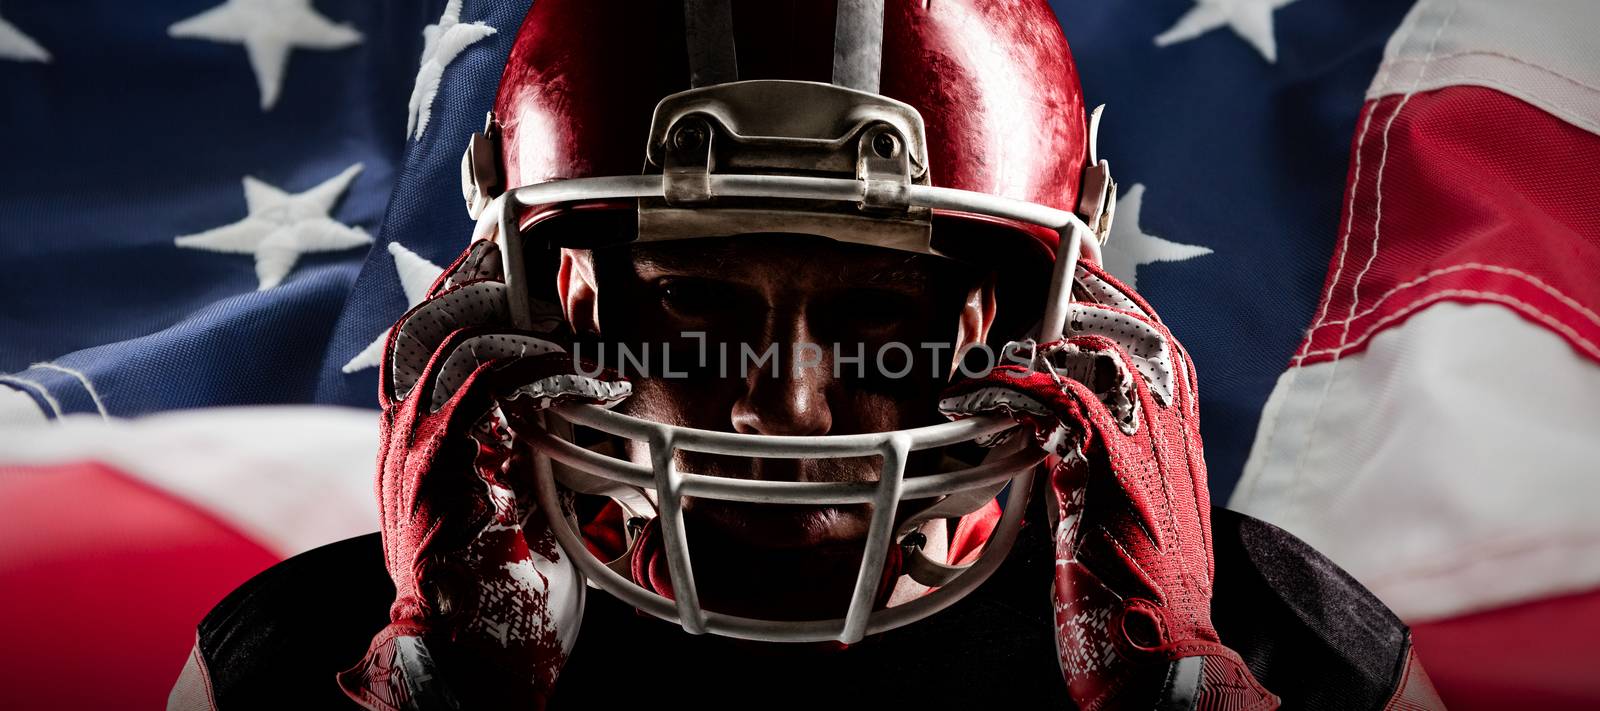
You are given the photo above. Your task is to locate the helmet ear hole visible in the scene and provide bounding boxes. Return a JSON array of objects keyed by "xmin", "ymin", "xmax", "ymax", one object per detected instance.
[{"xmin": 462, "ymin": 112, "xmax": 506, "ymax": 220}]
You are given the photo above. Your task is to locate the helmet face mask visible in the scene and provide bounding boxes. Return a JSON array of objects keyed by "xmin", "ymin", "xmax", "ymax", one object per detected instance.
[
  {"xmin": 467, "ymin": 0, "xmax": 1115, "ymax": 644},
  {"xmin": 579, "ymin": 232, "xmax": 990, "ymax": 553}
]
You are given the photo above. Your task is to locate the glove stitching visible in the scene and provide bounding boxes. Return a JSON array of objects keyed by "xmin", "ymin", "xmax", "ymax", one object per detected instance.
[
  {"xmin": 1102, "ymin": 523, "xmax": 1158, "ymax": 604},
  {"xmin": 1171, "ymin": 340, "xmax": 1215, "ymax": 583},
  {"xmin": 1161, "ymin": 340, "xmax": 1210, "ymax": 631},
  {"xmin": 1091, "ymin": 340, "xmax": 1198, "ymax": 632},
  {"xmin": 1142, "ymin": 361, "xmax": 1201, "ymax": 633},
  {"xmin": 1144, "ymin": 404, "xmax": 1183, "ymax": 602},
  {"xmin": 1088, "ymin": 331, "xmax": 1189, "ymax": 629}
]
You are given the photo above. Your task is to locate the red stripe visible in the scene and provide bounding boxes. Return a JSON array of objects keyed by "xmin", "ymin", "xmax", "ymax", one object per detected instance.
[
  {"xmin": 1297, "ymin": 86, "xmax": 1600, "ymax": 366},
  {"xmin": 0, "ymin": 461, "xmax": 280, "ymax": 710},
  {"xmin": 1410, "ymin": 586, "xmax": 1600, "ymax": 710}
]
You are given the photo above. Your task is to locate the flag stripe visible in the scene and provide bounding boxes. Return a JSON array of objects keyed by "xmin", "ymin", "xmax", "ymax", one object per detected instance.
[
  {"xmin": 0, "ymin": 406, "xmax": 379, "ymax": 557},
  {"xmin": 1236, "ymin": 0, "xmax": 1600, "ymax": 630},
  {"xmin": 0, "ymin": 461, "xmax": 280, "ymax": 709},
  {"xmin": 1409, "ymin": 587, "xmax": 1600, "ymax": 710},
  {"xmin": 1294, "ymin": 86, "xmax": 1600, "ymax": 367},
  {"xmin": 1238, "ymin": 302, "xmax": 1600, "ymax": 620},
  {"xmin": 1367, "ymin": 0, "xmax": 1600, "ymax": 137}
]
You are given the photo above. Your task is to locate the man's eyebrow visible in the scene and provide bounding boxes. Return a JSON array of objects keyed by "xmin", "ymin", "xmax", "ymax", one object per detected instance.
[
  {"xmin": 627, "ymin": 242, "xmax": 738, "ymax": 275},
  {"xmin": 852, "ymin": 255, "xmax": 936, "ymax": 290},
  {"xmin": 626, "ymin": 239, "xmax": 946, "ymax": 290}
]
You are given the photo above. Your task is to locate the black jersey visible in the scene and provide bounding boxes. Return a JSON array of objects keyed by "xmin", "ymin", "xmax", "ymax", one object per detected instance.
[{"xmin": 171, "ymin": 508, "xmax": 1425, "ymax": 709}]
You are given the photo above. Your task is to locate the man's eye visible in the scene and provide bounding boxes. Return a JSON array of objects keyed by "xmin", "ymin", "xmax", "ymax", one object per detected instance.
[
  {"xmin": 811, "ymin": 289, "xmax": 923, "ymax": 341},
  {"xmin": 846, "ymin": 297, "xmax": 906, "ymax": 327},
  {"xmin": 656, "ymin": 278, "xmax": 727, "ymax": 316},
  {"xmin": 844, "ymin": 290, "xmax": 918, "ymax": 326}
]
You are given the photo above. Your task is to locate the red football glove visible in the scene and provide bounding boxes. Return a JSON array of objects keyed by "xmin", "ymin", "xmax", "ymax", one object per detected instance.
[
  {"xmin": 338, "ymin": 240, "xmax": 629, "ymax": 710},
  {"xmin": 942, "ymin": 261, "xmax": 1277, "ymax": 711}
]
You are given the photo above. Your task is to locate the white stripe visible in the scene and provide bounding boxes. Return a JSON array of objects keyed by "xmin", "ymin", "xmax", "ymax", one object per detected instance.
[
  {"xmin": 1368, "ymin": 0, "xmax": 1600, "ymax": 137},
  {"xmin": 1234, "ymin": 303, "xmax": 1600, "ymax": 621},
  {"xmin": 1286, "ymin": 0, "xmax": 1459, "ymax": 507},
  {"xmin": 0, "ymin": 406, "xmax": 379, "ymax": 557},
  {"xmin": 1242, "ymin": 4, "xmax": 1435, "ymax": 506},
  {"xmin": 0, "ymin": 374, "xmax": 62, "ymax": 418},
  {"xmin": 30, "ymin": 362, "xmax": 110, "ymax": 419},
  {"xmin": 0, "ymin": 383, "xmax": 49, "ymax": 425}
]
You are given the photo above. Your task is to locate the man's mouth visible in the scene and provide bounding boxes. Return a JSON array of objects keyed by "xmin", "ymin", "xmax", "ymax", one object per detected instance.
[
  {"xmin": 674, "ymin": 454, "xmax": 881, "ymax": 548},
  {"xmin": 683, "ymin": 498, "xmax": 872, "ymax": 549}
]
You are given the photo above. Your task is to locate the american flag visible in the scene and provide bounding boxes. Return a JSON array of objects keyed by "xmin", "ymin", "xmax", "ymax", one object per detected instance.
[{"xmin": 1, "ymin": 0, "xmax": 1595, "ymax": 707}]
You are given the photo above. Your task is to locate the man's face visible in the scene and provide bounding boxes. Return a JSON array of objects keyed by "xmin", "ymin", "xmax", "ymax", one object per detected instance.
[{"xmin": 559, "ymin": 233, "xmax": 993, "ymax": 552}]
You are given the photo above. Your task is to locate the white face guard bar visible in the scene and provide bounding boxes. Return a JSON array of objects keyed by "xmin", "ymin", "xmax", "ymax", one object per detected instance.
[{"xmin": 469, "ymin": 80, "xmax": 1115, "ymax": 645}]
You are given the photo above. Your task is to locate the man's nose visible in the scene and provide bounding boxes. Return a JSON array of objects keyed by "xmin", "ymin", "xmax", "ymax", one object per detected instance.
[{"xmin": 731, "ymin": 335, "xmax": 834, "ymax": 437}]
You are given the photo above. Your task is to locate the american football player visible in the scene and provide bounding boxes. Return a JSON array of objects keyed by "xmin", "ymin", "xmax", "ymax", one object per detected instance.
[{"xmin": 169, "ymin": 1, "xmax": 1446, "ymax": 709}]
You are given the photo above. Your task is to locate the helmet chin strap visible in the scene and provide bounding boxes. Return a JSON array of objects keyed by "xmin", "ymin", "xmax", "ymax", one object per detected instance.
[
  {"xmin": 891, "ymin": 435, "xmax": 1028, "ymax": 588},
  {"xmin": 885, "ymin": 518, "xmax": 946, "ymax": 606}
]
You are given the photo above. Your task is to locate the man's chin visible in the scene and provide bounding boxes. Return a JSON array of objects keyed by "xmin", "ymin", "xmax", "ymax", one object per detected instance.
[
  {"xmin": 678, "ymin": 502, "xmax": 875, "ymax": 621},
  {"xmin": 683, "ymin": 500, "xmax": 871, "ymax": 550}
]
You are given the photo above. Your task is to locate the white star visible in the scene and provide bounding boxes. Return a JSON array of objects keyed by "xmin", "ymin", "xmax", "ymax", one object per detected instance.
[
  {"xmin": 1154, "ymin": 0, "xmax": 1298, "ymax": 63},
  {"xmin": 169, "ymin": 0, "xmax": 363, "ymax": 110},
  {"xmin": 1100, "ymin": 184, "xmax": 1213, "ymax": 290},
  {"xmin": 408, "ymin": 0, "xmax": 497, "ymax": 140},
  {"xmin": 342, "ymin": 242, "xmax": 445, "ymax": 373},
  {"xmin": 0, "ymin": 11, "xmax": 49, "ymax": 62},
  {"xmin": 177, "ymin": 163, "xmax": 372, "ymax": 290}
]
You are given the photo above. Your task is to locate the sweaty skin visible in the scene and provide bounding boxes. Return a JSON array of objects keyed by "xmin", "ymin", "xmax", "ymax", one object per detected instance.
[{"xmin": 556, "ymin": 234, "xmax": 996, "ymax": 620}]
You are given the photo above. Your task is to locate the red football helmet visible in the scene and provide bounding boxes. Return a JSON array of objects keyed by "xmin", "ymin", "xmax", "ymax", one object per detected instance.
[{"xmin": 461, "ymin": 0, "xmax": 1117, "ymax": 644}]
